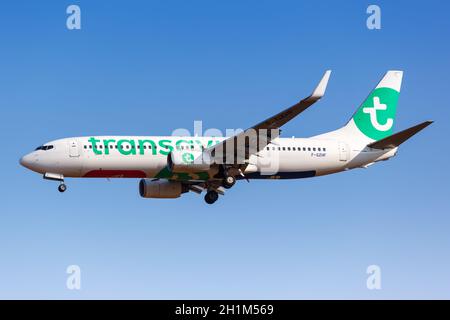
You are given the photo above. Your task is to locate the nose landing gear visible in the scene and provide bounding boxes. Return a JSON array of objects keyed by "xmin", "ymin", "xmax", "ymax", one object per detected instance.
[
  {"xmin": 58, "ymin": 183, "xmax": 67, "ymax": 193},
  {"xmin": 43, "ymin": 173, "xmax": 67, "ymax": 193}
]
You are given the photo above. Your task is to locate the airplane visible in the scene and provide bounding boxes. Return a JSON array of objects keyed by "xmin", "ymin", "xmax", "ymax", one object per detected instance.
[{"xmin": 19, "ymin": 70, "xmax": 432, "ymax": 204}]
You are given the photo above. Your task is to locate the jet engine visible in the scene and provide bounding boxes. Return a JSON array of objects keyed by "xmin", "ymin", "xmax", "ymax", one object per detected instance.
[
  {"xmin": 167, "ymin": 150, "xmax": 212, "ymax": 173},
  {"xmin": 139, "ymin": 179, "xmax": 188, "ymax": 198}
]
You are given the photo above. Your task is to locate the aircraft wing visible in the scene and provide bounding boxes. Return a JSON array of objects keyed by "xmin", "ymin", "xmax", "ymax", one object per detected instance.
[{"xmin": 205, "ymin": 70, "xmax": 331, "ymax": 167}]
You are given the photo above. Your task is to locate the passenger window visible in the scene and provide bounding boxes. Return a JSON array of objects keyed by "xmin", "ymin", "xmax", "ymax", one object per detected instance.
[
  {"xmin": 308, "ymin": 147, "xmax": 311, "ymax": 151},
  {"xmin": 282, "ymin": 147, "xmax": 286, "ymax": 151},
  {"xmin": 313, "ymin": 147, "xmax": 316, "ymax": 151},
  {"xmin": 323, "ymin": 148, "xmax": 326, "ymax": 151},
  {"xmin": 287, "ymin": 147, "xmax": 291, "ymax": 151}
]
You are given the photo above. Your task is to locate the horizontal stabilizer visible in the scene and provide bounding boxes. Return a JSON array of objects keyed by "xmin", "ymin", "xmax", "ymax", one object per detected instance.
[{"xmin": 367, "ymin": 120, "xmax": 433, "ymax": 150}]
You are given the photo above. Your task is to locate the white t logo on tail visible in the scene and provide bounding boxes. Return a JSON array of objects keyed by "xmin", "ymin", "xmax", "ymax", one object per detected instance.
[{"xmin": 363, "ymin": 96, "xmax": 393, "ymax": 131}]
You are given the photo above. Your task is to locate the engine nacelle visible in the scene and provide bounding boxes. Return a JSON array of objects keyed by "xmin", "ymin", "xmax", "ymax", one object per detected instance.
[
  {"xmin": 139, "ymin": 179, "xmax": 188, "ymax": 198},
  {"xmin": 167, "ymin": 150, "xmax": 211, "ymax": 173}
]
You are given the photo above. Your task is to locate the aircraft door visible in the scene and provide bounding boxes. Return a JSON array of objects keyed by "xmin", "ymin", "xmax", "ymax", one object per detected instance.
[
  {"xmin": 69, "ymin": 140, "xmax": 80, "ymax": 157},
  {"xmin": 338, "ymin": 142, "xmax": 349, "ymax": 161}
]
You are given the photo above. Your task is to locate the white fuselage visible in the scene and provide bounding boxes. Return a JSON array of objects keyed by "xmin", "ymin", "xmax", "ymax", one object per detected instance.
[{"xmin": 19, "ymin": 135, "xmax": 397, "ymax": 181}]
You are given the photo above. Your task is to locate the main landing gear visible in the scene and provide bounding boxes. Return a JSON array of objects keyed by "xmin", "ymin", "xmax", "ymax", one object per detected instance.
[
  {"xmin": 204, "ymin": 190, "xmax": 219, "ymax": 204},
  {"xmin": 203, "ymin": 172, "xmax": 236, "ymax": 204},
  {"xmin": 222, "ymin": 175, "xmax": 236, "ymax": 189}
]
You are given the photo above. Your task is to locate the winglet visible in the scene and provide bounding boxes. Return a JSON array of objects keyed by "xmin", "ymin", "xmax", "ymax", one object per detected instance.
[
  {"xmin": 367, "ymin": 120, "xmax": 433, "ymax": 150},
  {"xmin": 310, "ymin": 70, "xmax": 331, "ymax": 100}
]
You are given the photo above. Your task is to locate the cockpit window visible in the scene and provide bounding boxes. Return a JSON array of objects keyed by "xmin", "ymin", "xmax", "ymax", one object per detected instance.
[{"xmin": 35, "ymin": 145, "xmax": 54, "ymax": 151}]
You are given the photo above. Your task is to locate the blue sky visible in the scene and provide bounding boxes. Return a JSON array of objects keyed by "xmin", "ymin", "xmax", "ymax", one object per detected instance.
[{"xmin": 0, "ymin": 0, "xmax": 449, "ymax": 299}]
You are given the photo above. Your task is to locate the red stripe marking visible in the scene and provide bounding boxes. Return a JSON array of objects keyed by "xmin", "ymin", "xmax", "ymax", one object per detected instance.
[{"xmin": 83, "ymin": 170, "xmax": 146, "ymax": 178}]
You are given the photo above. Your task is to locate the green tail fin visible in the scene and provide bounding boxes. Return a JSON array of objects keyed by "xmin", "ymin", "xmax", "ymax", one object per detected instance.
[{"xmin": 351, "ymin": 70, "xmax": 403, "ymax": 140}]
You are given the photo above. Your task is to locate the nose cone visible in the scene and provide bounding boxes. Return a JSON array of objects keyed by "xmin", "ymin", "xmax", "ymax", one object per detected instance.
[{"xmin": 19, "ymin": 153, "xmax": 35, "ymax": 170}]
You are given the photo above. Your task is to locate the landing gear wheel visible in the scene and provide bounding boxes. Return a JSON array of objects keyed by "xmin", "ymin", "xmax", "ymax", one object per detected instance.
[
  {"xmin": 204, "ymin": 190, "xmax": 219, "ymax": 204},
  {"xmin": 222, "ymin": 175, "xmax": 236, "ymax": 189},
  {"xmin": 58, "ymin": 183, "xmax": 67, "ymax": 193}
]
